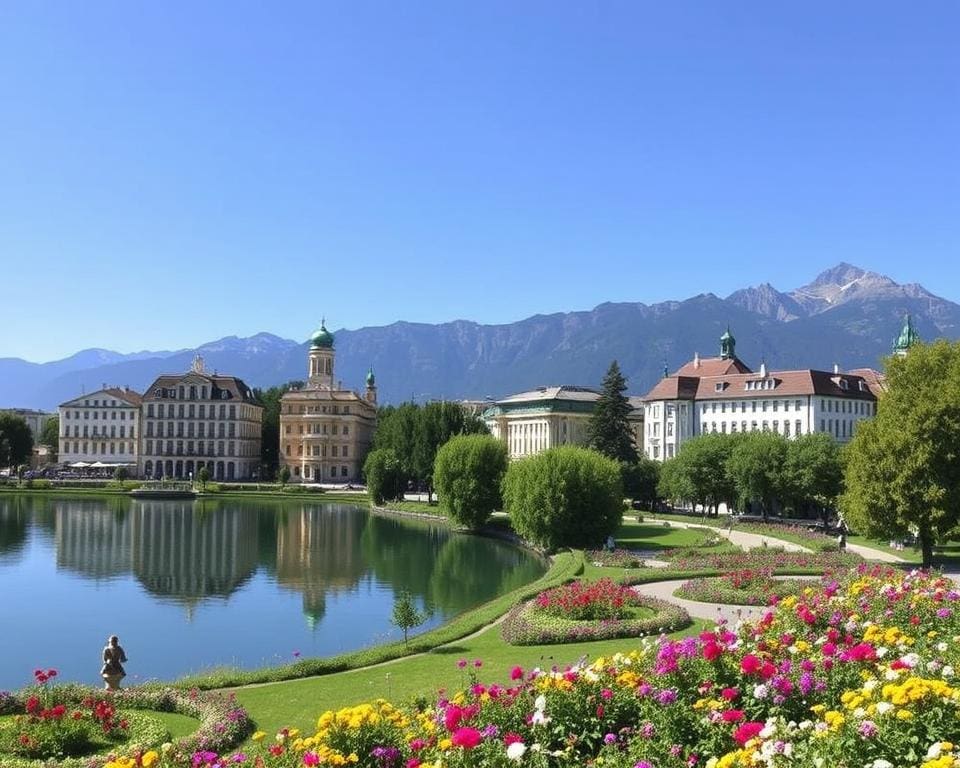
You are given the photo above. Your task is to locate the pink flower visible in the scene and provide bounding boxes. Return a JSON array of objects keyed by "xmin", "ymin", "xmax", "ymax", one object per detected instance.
[
  {"xmin": 733, "ymin": 722, "xmax": 765, "ymax": 746},
  {"xmin": 302, "ymin": 753, "xmax": 319, "ymax": 766},
  {"xmin": 451, "ymin": 727, "xmax": 482, "ymax": 749},
  {"xmin": 510, "ymin": 666, "xmax": 524, "ymax": 680}
]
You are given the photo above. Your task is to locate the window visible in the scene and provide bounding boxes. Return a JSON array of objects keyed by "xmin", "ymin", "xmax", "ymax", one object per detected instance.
[
  {"xmin": 772, "ymin": 400, "xmax": 778, "ymax": 412},
  {"xmin": 715, "ymin": 382, "xmax": 724, "ymax": 392},
  {"xmin": 341, "ymin": 465, "xmax": 348, "ymax": 477},
  {"xmin": 343, "ymin": 425, "xmax": 349, "ymax": 436},
  {"xmin": 751, "ymin": 401, "xmax": 757, "ymax": 413},
  {"xmin": 342, "ymin": 445, "xmax": 349, "ymax": 457}
]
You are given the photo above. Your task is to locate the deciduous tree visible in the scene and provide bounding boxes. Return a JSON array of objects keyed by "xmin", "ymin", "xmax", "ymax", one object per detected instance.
[
  {"xmin": 363, "ymin": 448, "xmax": 403, "ymax": 505},
  {"xmin": 434, "ymin": 434, "xmax": 508, "ymax": 529},
  {"xmin": 842, "ymin": 340, "xmax": 960, "ymax": 566},
  {"xmin": 0, "ymin": 413, "xmax": 33, "ymax": 471},
  {"xmin": 725, "ymin": 431, "xmax": 789, "ymax": 520}
]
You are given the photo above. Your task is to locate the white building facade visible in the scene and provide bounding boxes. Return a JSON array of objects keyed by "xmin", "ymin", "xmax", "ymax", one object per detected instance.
[
  {"xmin": 58, "ymin": 388, "xmax": 142, "ymax": 471},
  {"xmin": 642, "ymin": 329, "xmax": 884, "ymax": 461}
]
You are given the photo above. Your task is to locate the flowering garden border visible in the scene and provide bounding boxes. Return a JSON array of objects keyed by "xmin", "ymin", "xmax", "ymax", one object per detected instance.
[
  {"xmin": 674, "ymin": 574, "xmax": 818, "ymax": 606},
  {"xmin": 500, "ymin": 592, "xmax": 690, "ymax": 645},
  {"xmin": 0, "ymin": 686, "xmax": 252, "ymax": 768}
]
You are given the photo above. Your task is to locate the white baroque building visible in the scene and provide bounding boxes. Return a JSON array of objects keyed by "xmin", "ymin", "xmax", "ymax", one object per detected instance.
[
  {"xmin": 642, "ymin": 327, "xmax": 887, "ymax": 461},
  {"xmin": 58, "ymin": 387, "xmax": 142, "ymax": 470}
]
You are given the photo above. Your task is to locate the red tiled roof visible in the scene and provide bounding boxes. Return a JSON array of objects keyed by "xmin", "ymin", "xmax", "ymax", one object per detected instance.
[
  {"xmin": 846, "ymin": 368, "xmax": 888, "ymax": 397},
  {"xmin": 643, "ymin": 376, "xmax": 701, "ymax": 401},
  {"xmin": 674, "ymin": 356, "xmax": 753, "ymax": 377},
  {"xmin": 103, "ymin": 387, "xmax": 142, "ymax": 406},
  {"xmin": 692, "ymin": 369, "xmax": 877, "ymax": 401}
]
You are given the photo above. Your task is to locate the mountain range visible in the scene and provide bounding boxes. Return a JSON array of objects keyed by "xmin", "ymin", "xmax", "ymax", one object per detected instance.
[{"xmin": 3, "ymin": 263, "xmax": 957, "ymax": 412}]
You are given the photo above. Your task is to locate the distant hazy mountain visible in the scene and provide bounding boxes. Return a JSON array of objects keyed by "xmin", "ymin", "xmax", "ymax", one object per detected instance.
[{"xmin": 3, "ymin": 264, "xmax": 958, "ymax": 411}]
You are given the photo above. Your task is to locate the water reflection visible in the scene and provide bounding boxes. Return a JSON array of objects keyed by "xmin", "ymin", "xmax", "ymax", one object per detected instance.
[{"xmin": 0, "ymin": 494, "xmax": 546, "ymax": 685}]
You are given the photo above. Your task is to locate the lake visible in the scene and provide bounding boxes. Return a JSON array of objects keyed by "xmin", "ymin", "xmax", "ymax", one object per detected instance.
[{"xmin": 0, "ymin": 494, "xmax": 545, "ymax": 691}]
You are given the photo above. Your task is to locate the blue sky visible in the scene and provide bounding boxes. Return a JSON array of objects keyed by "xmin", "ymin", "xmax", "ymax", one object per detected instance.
[{"xmin": 1, "ymin": 2, "xmax": 957, "ymax": 362}]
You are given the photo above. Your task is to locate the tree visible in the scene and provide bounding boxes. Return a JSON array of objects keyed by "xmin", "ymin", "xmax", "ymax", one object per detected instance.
[
  {"xmin": 588, "ymin": 361, "xmax": 638, "ymax": 463},
  {"xmin": 434, "ymin": 434, "xmax": 508, "ymax": 529},
  {"xmin": 253, "ymin": 381, "xmax": 304, "ymax": 480},
  {"xmin": 375, "ymin": 402, "xmax": 489, "ymax": 499},
  {"xmin": 364, "ymin": 448, "xmax": 403, "ymax": 505},
  {"xmin": 39, "ymin": 416, "xmax": 59, "ymax": 461},
  {"xmin": 725, "ymin": 431, "xmax": 789, "ymax": 520},
  {"xmin": 502, "ymin": 446, "xmax": 623, "ymax": 550},
  {"xmin": 842, "ymin": 340, "xmax": 960, "ymax": 566},
  {"xmin": 671, "ymin": 433, "xmax": 738, "ymax": 516},
  {"xmin": 278, "ymin": 465, "xmax": 291, "ymax": 487},
  {"xmin": 390, "ymin": 589, "xmax": 430, "ymax": 646},
  {"xmin": 658, "ymin": 456, "xmax": 695, "ymax": 508},
  {"xmin": 113, "ymin": 466, "xmax": 129, "ymax": 483},
  {"xmin": 0, "ymin": 413, "xmax": 33, "ymax": 471},
  {"xmin": 782, "ymin": 432, "xmax": 842, "ymax": 522},
  {"xmin": 197, "ymin": 465, "xmax": 210, "ymax": 491},
  {"xmin": 621, "ymin": 457, "xmax": 661, "ymax": 511}
]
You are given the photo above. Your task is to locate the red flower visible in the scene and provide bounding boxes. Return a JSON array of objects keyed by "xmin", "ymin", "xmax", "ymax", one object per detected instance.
[
  {"xmin": 443, "ymin": 705, "xmax": 464, "ymax": 732},
  {"xmin": 510, "ymin": 666, "xmax": 524, "ymax": 681},
  {"xmin": 504, "ymin": 732, "xmax": 524, "ymax": 746},
  {"xmin": 721, "ymin": 710, "xmax": 745, "ymax": 722},
  {"xmin": 733, "ymin": 721, "xmax": 765, "ymax": 745},
  {"xmin": 268, "ymin": 745, "xmax": 284, "ymax": 757},
  {"xmin": 721, "ymin": 687, "xmax": 739, "ymax": 701},
  {"xmin": 740, "ymin": 654, "xmax": 762, "ymax": 675},
  {"xmin": 703, "ymin": 641, "xmax": 722, "ymax": 661},
  {"xmin": 450, "ymin": 727, "xmax": 482, "ymax": 750}
]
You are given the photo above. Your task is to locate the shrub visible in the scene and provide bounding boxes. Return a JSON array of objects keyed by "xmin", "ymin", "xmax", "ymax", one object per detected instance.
[
  {"xmin": 363, "ymin": 448, "xmax": 403, "ymax": 505},
  {"xmin": 433, "ymin": 434, "xmax": 508, "ymax": 529},
  {"xmin": 502, "ymin": 446, "xmax": 623, "ymax": 550}
]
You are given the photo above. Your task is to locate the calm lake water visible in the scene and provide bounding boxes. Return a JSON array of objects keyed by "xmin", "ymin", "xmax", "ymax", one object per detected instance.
[{"xmin": 0, "ymin": 495, "xmax": 545, "ymax": 691}]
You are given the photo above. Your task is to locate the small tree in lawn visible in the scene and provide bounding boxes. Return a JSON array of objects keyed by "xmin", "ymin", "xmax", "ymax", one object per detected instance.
[
  {"xmin": 279, "ymin": 465, "xmax": 291, "ymax": 487},
  {"xmin": 113, "ymin": 466, "xmax": 129, "ymax": 483},
  {"xmin": 197, "ymin": 465, "xmax": 210, "ymax": 491},
  {"xmin": 391, "ymin": 590, "xmax": 429, "ymax": 646}
]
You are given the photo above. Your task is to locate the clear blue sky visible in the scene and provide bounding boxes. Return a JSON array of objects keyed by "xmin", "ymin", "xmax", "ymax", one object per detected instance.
[{"xmin": 1, "ymin": 2, "xmax": 957, "ymax": 362}]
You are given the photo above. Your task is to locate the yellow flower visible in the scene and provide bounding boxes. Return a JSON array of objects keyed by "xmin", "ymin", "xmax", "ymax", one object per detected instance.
[
  {"xmin": 141, "ymin": 751, "xmax": 159, "ymax": 768},
  {"xmin": 252, "ymin": 730, "xmax": 266, "ymax": 742}
]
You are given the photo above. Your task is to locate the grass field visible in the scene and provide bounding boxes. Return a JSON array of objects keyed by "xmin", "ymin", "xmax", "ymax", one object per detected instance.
[{"xmin": 230, "ymin": 617, "xmax": 710, "ymax": 737}]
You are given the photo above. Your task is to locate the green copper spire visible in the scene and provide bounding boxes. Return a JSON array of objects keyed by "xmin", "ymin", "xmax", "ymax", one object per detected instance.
[
  {"xmin": 893, "ymin": 314, "xmax": 920, "ymax": 356},
  {"xmin": 719, "ymin": 325, "xmax": 736, "ymax": 360},
  {"xmin": 310, "ymin": 320, "xmax": 334, "ymax": 349},
  {"xmin": 366, "ymin": 367, "xmax": 376, "ymax": 387}
]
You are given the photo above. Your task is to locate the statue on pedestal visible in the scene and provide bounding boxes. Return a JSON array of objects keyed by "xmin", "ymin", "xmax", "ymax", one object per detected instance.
[{"xmin": 101, "ymin": 635, "xmax": 128, "ymax": 690}]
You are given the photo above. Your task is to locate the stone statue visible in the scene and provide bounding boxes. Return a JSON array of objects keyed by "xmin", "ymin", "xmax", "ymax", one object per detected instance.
[{"xmin": 101, "ymin": 635, "xmax": 128, "ymax": 690}]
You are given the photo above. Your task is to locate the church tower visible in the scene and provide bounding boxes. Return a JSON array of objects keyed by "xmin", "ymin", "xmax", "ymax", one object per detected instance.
[
  {"xmin": 307, "ymin": 321, "xmax": 335, "ymax": 389},
  {"xmin": 365, "ymin": 368, "xmax": 378, "ymax": 404},
  {"xmin": 893, "ymin": 314, "xmax": 920, "ymax": 356},
  {"xmin": 719, "ymin": 326, "xmax": 736, "ymax": 360}
]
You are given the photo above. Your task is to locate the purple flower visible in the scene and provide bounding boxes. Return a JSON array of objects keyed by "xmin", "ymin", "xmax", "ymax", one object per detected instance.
[
  {"xmin": 604, "ymin": 733, "xmax": 618, "ymax": 745},
  {"xmin": 657, "ymin": 688, "xmax": 677, "ymax": 705},
  {"xmin": 858, "ymin": 720, "xmax": 878, "ymax": 738}
]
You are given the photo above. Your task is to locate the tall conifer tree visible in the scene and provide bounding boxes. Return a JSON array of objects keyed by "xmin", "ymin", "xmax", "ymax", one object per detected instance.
[{"xmin": 588, "ymin": 360, "xmax": 638, "ymax": 463}]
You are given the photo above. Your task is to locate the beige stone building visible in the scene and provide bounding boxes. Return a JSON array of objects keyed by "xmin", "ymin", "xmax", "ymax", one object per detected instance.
[
  {"xmin": 140, "ymin": 357, "xmax": 263, "ymax": 480},
  {"xmin": 58, "ymin": 387, "xmax": 142, "ymax": 472},
  {"xmin": 279, "ymin": 324, "xmax": 378, "ymax": 483}
]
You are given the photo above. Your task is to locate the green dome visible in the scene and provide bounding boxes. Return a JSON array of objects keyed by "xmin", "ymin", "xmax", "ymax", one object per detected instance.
[
  {"xmin": 365, "ymin": 367, "xmax": 376, "ymax": 386},
  {"xmin": 310, "ymin": 323, "xmax": 334, "ymax": 349}
]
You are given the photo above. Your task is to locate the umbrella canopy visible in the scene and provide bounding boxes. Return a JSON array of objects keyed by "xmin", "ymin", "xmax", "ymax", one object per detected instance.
[{"xmin": 70, "ymin": 462, "xmax": 90, "ymax": 468}]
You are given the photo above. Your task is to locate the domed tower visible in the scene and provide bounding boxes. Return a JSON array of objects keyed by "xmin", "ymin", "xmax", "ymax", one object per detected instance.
[
  {"xmin": 719, "ymin": 325, "xmax": 736, "ymax": 360},
  {"xmin": 307, "ymin": 321, "xmax": 335, "ymax": 389},
  {"xmin": 365, "ymin": 367, "xmax": 377, "ymax": 404},
  {"xmin": 893, "ymin": 314, "xmax": 920, "ymax": 357}
]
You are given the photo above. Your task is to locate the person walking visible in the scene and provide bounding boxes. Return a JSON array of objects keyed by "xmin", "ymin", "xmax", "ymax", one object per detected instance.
[{"xmin": 101, "ymin": 635, "xmax": 128, "ymax": 690}]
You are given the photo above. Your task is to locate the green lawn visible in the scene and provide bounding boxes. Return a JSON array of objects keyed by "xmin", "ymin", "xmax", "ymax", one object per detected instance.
[
  {"xmin": 148, "ymin": 711, "xmax": 201, "ymax": 739},
  {"xmin": 230, "ymin": 618, "xmax": 710, "ymax": 737},
  {"xmin": 614, "ymin": 518, "xmax": 719, "ymax": 551}
]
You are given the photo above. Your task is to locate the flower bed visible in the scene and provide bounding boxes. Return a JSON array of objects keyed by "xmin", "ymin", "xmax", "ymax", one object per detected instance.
[
  {"xmin": 661, "ymin": 547, "xmax": 861, "ymax": 572},
  {"xmin": 675, "ymin": 570, "xmax": 819, "ymax": 606},
  {"xmin": 0, "ymin": 685, "xmax": 252, "ymax": 768},
  {"xmin": 501, "ymin": 579, "xmax": 690, "ymax": 645},
  {"xmin": 586, "ymin": 548, "xmax": 644, "ymax": 568},
  {"xmin": 734, "ymin": 521, "xmax": 841, "ymax": 552},
  {"xmin": 144, "ymin": 564, "xmax": 960, "ymax": 768}
]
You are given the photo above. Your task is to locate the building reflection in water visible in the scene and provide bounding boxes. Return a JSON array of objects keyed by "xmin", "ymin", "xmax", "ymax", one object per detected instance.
[
  {"xmin": 0, "ymin": 497, "xmax": 30, "ymax": 564},
  {"xmin": 54, "ymin": 499, "xmax": 132, "ymax": 579},
  {"xmin": 130, "ymin": 501, "xmax": 259, "ymax": 608},
  {"xmin": 274, "ymin": 503, "xmax": 368, "ymax": 627}
]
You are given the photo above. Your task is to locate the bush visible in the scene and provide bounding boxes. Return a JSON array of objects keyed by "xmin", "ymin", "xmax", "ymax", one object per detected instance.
[
  {"xmin": 433, "ymin": 434, "xmax": 508, "ymax": 529},
  {"xmin": 502, "ymin": 446, "xmax": 624, "ymax": 550},
  {"xmin": 364, "ymin": 448, "xmax": 403, "ymax": 505}
]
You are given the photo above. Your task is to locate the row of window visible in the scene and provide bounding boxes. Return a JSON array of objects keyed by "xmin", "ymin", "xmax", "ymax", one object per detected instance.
[
  {"xmin": 65, "ymin": 441, "xmax": 135, "ymax": 455},
  {"xmin": 285, "ymin": 404, "xmax": 351, "ymax": 415},
  {"xmin": 79, "ymin": 399, "xmax": 126, "ymax": 408},
  {"xmin": 145, "ymin": 421, "xmax": 244, "ymax": 438},
  {"xmin": 821, "ymin": 398, "xmax": 870, "ymax": 415},
  {"xmin": 146, "ymin": 403, "xmax": 253, "ymax": 419},
  {"xmin": 151, "ymin": 385, "xmax": 231, "ymax": 401},
  {"xmin": 64, "ymin": 426, "xmax": 133, "ymax": 438},
  {"xmin": 702, "ymin": 420, "xmax": 804, "ymax": 437},
  {"xmin": 64, "ymin": 410, "xmax": 133, "ymax": 421},
  {"xmin": 286, "ymin": 423, "xmax": 350, "ymax": 436},
  {"xmin": 144, "ymin": 439, "xmax": 254, "ymax": 458},
  {"xmin": 293, "ymin": 464, "xmax": 350, "ymax": 479},
  {"xmin": 286, "ymin": 444, "xmax": 350, "ymax": 458}
]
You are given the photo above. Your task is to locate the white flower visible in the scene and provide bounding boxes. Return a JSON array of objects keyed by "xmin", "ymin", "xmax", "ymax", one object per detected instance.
[
  {"xmin": 902, "ymin": 652, "xmax": 920, "ymax": 668},
  {"xmin": 884, "ymin": 669, "xmax": 899, "ymax": 681},
  {"xmin": 875, "ymin": 647, "xmax": 888, "ymax": 658},
  {"xmin": 942, "ymin": 665, "xmax": 954, "ymax": 678},
  {"xmin": 937, "ymin": 642, "xmax": 948, "ymax": 653},
  {"xmin": 853, "ymin": 707, "xmax": 866, "ymax": 718},
  {"xmin": 863, "ymin": 679, "xmax": 878, "ymax": 693},
  {"xmin": 534, "ymin": 694, "xmax": 546, "ymax": 711},
  {"xmin": 753, "ymin": 683, "xmax": 769, "ymax": 699},
  {"xmin": 531, "ymin": 710, "xmax": 551, "ymax": 726},
  {"xmin": 875, "ymin": 702, "xmax": 894, "ymax": 715},
  {"xmin": 506, "ymin": 742, "xmax": 526, "ymax": 761},
  {"xmin": 870, "ymin": 759, "xmax": 894, "ymax": 768},
  {"xmin": 926, "ymin": 743, "xmax": 943, "ymax": 759},
  {"xmin": 760, "ymin": 723, "xmax": 776, "ymax": 739},
  {"xmin": 927, "ymin": 661, "xmax": 942, "ymax": 673}
]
